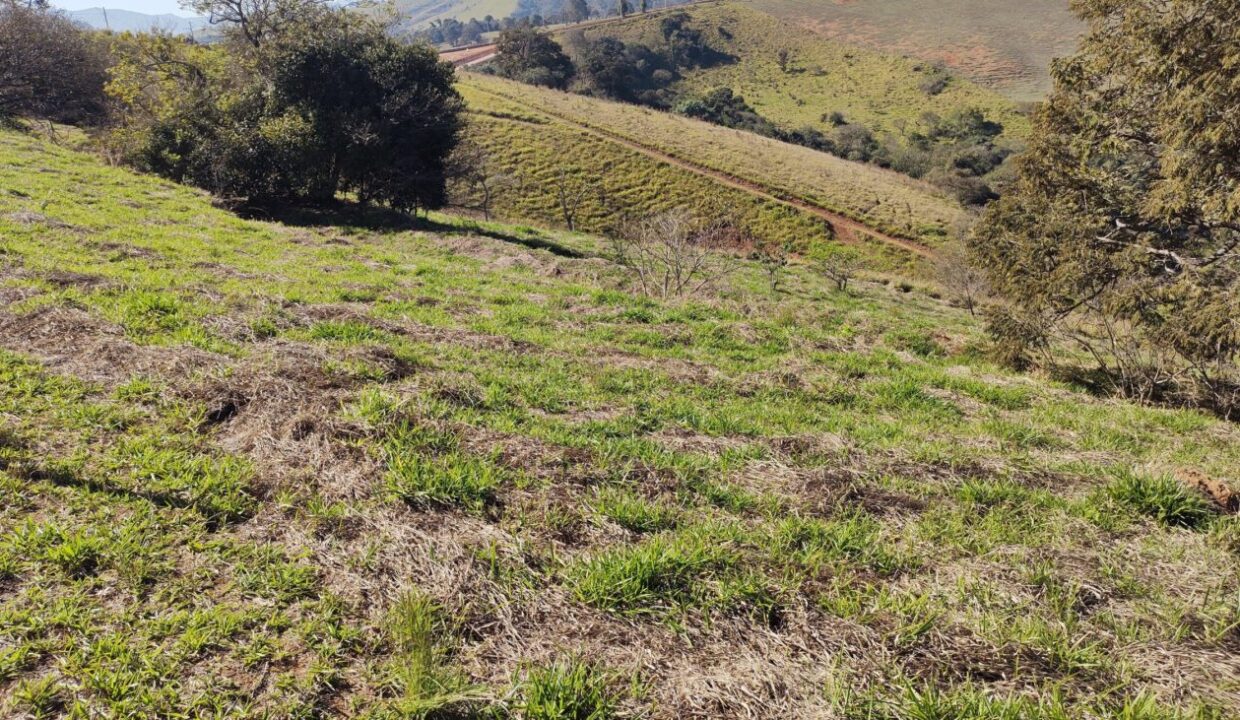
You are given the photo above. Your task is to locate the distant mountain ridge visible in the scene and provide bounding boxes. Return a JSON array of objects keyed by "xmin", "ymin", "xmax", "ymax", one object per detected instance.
[{"xmin": 68, "ymin": 7, "xmax": 208, "ymax": 34}]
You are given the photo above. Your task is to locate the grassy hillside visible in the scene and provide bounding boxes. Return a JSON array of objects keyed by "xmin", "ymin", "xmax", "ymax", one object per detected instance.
[
  {"xmin": 3, "ymin": 129, "xmax": 1240, "ymax": 718},
  {"xmin": 749, "ymin": 0, "xmax": 1082, "ymax": 102},
  {"xmin": 455, "ymin": 76, "xmax": 863, "ymax": 265},
  {"xmin": 458, "ymin": 73, "xmax": 965, "ymax": 258},
  {"xmin": 566, "ymin": 2, "xmax": 1030, "ymax": 140},
  {"xmin": 396, "ymin": 0, "xmax": 518, "ymax": 27}
]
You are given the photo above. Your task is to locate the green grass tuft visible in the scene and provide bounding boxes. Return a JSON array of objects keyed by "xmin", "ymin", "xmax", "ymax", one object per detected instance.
[{"xmin": 1106, "ymin": 470, "xmax": 1216, "ymax": 530}]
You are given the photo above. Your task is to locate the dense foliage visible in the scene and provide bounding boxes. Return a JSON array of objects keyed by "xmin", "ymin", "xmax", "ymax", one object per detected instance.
[
  {"xmin": 492, "ymin": 26, "xmax": 574, "ymax": 89},
  {"xmin": 108, "ymin": 2, "xmax": 463, "ymax": 212},
  {"xmin": 971, "ymin": 0, "xmax": 1240, "ymax": 414},
  {"xmin": 0, "ymin": 1, "xmax": 110, "ymax": 125}
]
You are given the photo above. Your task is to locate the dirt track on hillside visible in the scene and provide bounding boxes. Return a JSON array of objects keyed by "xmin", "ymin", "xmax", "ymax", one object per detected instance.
[{"xmin": 465, "ymin": 81, "xmax": 934, "ymax": 258}]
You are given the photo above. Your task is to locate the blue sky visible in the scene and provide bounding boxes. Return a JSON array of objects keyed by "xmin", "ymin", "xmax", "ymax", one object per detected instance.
[{"xmin": 53, "ymin": 0, "xmax": 195, "ymax": 14}]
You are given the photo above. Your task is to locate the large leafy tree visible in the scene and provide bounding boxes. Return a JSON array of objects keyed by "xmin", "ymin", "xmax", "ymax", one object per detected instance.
[
  {"xmin": 971, "ymin": 0, "xmax": 1240, "ymax": 412},
  {"xmin": 493, "ymin": 26, "xmax": 574, "ymax": 89},
  {"xmin": 110, "ymin": 1, "xmax": 462, "ymax": 214}
]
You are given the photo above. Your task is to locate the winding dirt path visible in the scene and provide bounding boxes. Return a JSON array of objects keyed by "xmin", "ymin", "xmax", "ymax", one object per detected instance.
[{"xmin": 465, "ymin": 81, "xmax": 934, "ymax": 258}]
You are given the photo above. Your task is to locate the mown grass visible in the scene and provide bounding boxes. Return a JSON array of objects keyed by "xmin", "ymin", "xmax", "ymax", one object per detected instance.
[
  {"xmin": 1, "ymin": 128, "xmax": 1239, "ymax": 717},
  {"xmin": 569, "ymin": 2, "xmax": 1030, "ymax": 140}
]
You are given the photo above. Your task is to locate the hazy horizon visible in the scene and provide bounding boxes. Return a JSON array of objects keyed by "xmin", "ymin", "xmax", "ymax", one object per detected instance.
[{"xmin": 53, "ymin": 0, "xmax": 196, "ymax": 15}]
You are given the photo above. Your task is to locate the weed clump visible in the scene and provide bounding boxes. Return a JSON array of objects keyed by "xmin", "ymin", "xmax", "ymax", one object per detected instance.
[
  {"xmin": 520, "ymin": 659, "xmax": 618, "ymax": 720},
  {"xmin": 1106, "ymin": 470, "xmax": 1216, "ymax": 530}
]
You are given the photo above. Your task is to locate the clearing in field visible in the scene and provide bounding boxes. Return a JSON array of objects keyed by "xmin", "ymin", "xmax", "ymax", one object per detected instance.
[{"xmin": 1, "ymin": 127, "xmax": 1238, "ymax": 718}]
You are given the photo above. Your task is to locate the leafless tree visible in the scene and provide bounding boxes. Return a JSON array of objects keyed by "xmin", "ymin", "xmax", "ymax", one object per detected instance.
[
  {"xmin": 753, "ymin": 241, "xmax": 790, "ymax": 294},
  {"xmin": 182, "ymin": 0, "xmax": 328, "ymax": 48},
  {"xmin": 934, "ymin": 241, "xmax": 987, "ymax": 315},
  {"xmin": 447, "ymin": 140, "xmax": 511, "ymax": 221},
  {"xmin": 610, "ymin": 208, "xmax": 745, "ymax": 299},
  {"xmin": 552, "ymin": 168, "xmax": 594, "ymax": 232},
  {"xmin": 0, "ymin": 2, "xmax": 109, "ymax": 124}
]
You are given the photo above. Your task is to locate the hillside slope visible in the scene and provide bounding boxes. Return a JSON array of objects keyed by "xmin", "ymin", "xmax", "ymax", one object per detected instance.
[
  {"xmin": 458, "ymin": 73, "xmax": 964, "ymax": 264},
  {"xmin": 395, "ymin": 0, "xmax": 519, "ymax": 27},
  {"xmin": 2, "ymin": 129, "xmax": 1239, "ymax": 718},
  {"xmin": 749, "ymin": 0, "xmax": 1082, "ymax": 101},
  {"xmin": 566, "ymin": 2, "xmax": 1030, "ymax": 140}
]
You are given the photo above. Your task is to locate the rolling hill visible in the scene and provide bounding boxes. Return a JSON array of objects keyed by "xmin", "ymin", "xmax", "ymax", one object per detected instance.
[
  {"xmin": 3, "ymin": 126, "xmax": 1239, "ymax": 719},
  {"xmin": 457, "ymin": 72, "xmax": 966, "ymax": 273},
  {"xmin": 748, "ymin": 0, "xmax": 1083, "ymax": 102},
  {"xmin": 562, "ymin": 2, "xmax": 1030, "ymax": 142},
  {"xmin": 67, "ymin": 7, "xmax": 208, "ymax": 34},
  {"xmin": 395, "ymin": 0, "xmax": 518, "ymax": 27}
]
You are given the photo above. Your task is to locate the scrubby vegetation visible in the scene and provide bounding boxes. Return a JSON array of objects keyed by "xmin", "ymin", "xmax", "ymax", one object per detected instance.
[
  {"xmin": 107, "ymin": 0, "xmax": 463, "ymax": 213},
  {"xmin": 2, "ymin": 119, "xmax": 1239, "ymax": 718},
  {"xmin": 0, "ymin": 0, "xmax": 110, "ymax": 125},
  {"xmin": 3, "ymin": 0, "xmax": 1240, "ymax": 717}
]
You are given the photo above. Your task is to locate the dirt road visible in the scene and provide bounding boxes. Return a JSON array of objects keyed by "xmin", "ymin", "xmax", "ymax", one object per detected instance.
[{"xmin": 465, "ymin": 82, "xmax": 934, "ymax": 258}]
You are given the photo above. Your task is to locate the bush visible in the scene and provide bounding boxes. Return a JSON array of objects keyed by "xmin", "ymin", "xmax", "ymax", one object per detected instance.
[
  {"xmin": 0, "ymin": 3, "xmax": 110, "ymax": 124},
  {"xmin": 108, "ymin": 7, "xmax": 463, "ymax": 213}
]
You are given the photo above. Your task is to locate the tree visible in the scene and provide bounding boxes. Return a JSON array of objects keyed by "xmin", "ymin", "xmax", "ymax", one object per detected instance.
[
  {"xmin": 551, "ymin": 169, "xmax": 594, "ymax": 232},
  {"xmin": 566, "ymin": 0, "xmax": 589, "ymax": 23},
  {"xmin": 109, "ymin": 7, "xmax": 463, "ymax": 214},
  {"xmin": 640, "ymin": 0, "xmax": 648, "ymax": 13},
  {"xmin": 776, "ymin": 48, "xmax": 790, "ymax": 73},
  {"xmin": 575, "ymin": 36, "xmax": 635, "ymax": 100},
  {"xmin": 753, "ymin": 241, "xmax": 790, "ymax": 294},
  {"xmin": 815, "ymin": 245, "xmax": 861, "ymax": 292},
  {"xmin": 610, "ymin": 209, "xmax": 745, "ymax": 299},
  {"xmin": 970, "ymin": 0, "xmax": 1240, "ymax": 413},
  {"xmin": 934, "ymin": 241, "xmax": 987, "ymax": 315},
  {"xmin": 183, "ymin": 0, "xmax": 329, "ymax": 48},
  {"xmin": 493, "ymin": 26, "xmax": 574, "ymax": 89},
  {"xmin": 618, "ymin": 0, "xmax": 630, "ymax": 18},
  {"xmin": 447, "ymin": 140, "xmax": 511, "ymax": 221},
  {"xmin": 265, "ymin": 27, "xmax": 463, "ymax": 213},
  {"xmin": 0, "ymin": 2, "xmax": 110, "ymax": 124}
]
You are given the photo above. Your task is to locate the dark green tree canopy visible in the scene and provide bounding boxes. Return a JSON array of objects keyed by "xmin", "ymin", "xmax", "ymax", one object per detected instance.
[
  {"xmin": 971, "ymin": 0, "xmax": 1240, "ymax": 410},
  {"xmin": 493, "ymin": 26, "xmax": 574, "ymax": 89},
  {"xmin": 109, "ymin": 2, "xmax": 463, "ymax": 214}
]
